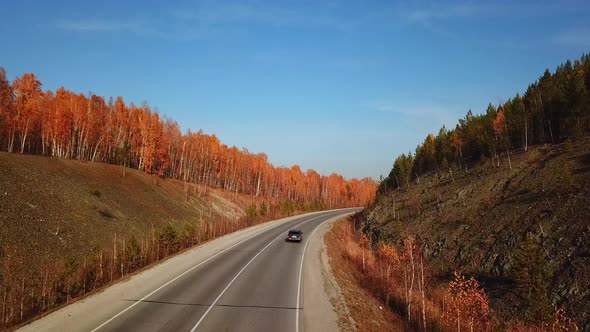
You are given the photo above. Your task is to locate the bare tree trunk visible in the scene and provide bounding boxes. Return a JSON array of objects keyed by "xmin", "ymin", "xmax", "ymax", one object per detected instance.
[
  {"xmin": 184, "ymin": 178, "xmax": 189, "ymax": 202},
  {"xmin": 404, "ymin": 268, "xmax": 408, "ymax": 317},
  {"xmin": 537, "ymin": 90, "xmax": 554, "ymax": 143},
  {"xmin": 421, "ymin": 256, "xmax": 426, "ymax": 331},
  {"xmin": 91, "ymin": 136, "xmax": 104, "ymax": 162},
  {"xmin": 121, "ymin": 239, "xmax": 125, "ymax": 276},
  {"xmin": 19, "ymin": 119, "xmax": 30, "ymax": 154},
  {"xmin": 8, "ymin": 128, "xmax": 15, "ymax": 153},
  {"xmin": 112, "ymin": 234, "xmax": 117, "ymax": 281},
  {"xmin": 41, "ymin": 116, "xmax": 46, "ymax": 155},
  {"xmin": 457, "ymin": 307, "xmax": 461, "ymax": 332},
  {"xmin": 362, "ymin": 251, "xmax": 365, "ymax": 271},
  {"xmin": 29, "ymin": 285, "xmax": 34, "ymax": 317},
  {"xmin": 502, "ymin": 122, "xmax": 512, "ymax": 170},
  {"xmin": 96, "ymin": 251, "xmax": 103, "ymax": 288},
  {"xmin": 41, "ymin": 269, "xmax": 47, "ymax": 311},
  {"xmin": 506, "ymin": 144, "xmax": 512, "ymax": 170},
  {"xmin": 2, "ymin": 287, "xmax": 6, "ymax": 324},
  {"xmin": 256, "ymin": 171, "xmax": 262, "ymax": 197},
  {"xmin": 524, "ymin": 112, "xmax": 528, "ymax": 152},
  {"xmin": 409, "ymin": 247, "xmax": 415, "ymax": 323},
  {"xmin": 153, "ymin": 223, "xmax": 160, "ymax": 261},
  {"xmin": 19, "ymin": 278, "xmax": 24, "ymax": 321},
  {"xmin": 83, "ymin": 258, "xmax": 86, "ymax": 292}
]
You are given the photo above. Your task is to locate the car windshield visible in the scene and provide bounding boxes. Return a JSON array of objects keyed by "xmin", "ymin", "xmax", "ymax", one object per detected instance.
[{"xmin": 288, "ymin": 230, "xmax": 301, "ymax": 235}]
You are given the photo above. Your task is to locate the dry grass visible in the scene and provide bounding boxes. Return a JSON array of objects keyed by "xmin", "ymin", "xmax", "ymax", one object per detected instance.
[
  {"xmin": 325, "ymin": 216, "xmax": 580, "ymax": 332},
  {"xmin": 0, "ymin": 153, "xmax": 314, "ymax": 330},
  {"xmin": 326, "ymin": 217, "xmax": 407, "ymax": 331},
  {"xmin": 366, "ymin": 137, "xmax": 590, "ymax": 329}
]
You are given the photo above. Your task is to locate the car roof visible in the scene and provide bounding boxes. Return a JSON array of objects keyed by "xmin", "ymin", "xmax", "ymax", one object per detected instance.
[{"xmin": 288, "ymin": 229, "xmax": 302, "ymax": 233}]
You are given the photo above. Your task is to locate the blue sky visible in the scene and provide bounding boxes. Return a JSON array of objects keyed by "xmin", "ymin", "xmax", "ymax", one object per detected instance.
[{"xmin": 1, "ymin": 0, "xmax": 589, "ymax": 179}]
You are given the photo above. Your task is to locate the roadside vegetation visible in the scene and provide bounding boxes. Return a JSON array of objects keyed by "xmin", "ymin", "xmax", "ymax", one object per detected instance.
[
  {"xmin": 328, "ymin": 216, "xmax": 579, "ymax": 331},
  {"xmin": 343, "ymin": 53, "xmax": 590, "ymax": 330},
  {"xmin": 0, "ymin": 153, "xmax": 335, "ymax": 330}
]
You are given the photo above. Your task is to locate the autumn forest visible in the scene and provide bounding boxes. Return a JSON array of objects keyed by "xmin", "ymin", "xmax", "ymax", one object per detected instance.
[
  {"xmin": 0, "ymin": 68, "xmax": 376, "ymax": 208},
  {"xmin": 379, "ymin": 53, "xmax": 590, "ymax": 192}
]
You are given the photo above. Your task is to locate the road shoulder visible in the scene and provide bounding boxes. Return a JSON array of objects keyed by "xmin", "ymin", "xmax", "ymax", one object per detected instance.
[{"xmin": 303, "ymin": 214, "xmax": 356, "ymax": 331}]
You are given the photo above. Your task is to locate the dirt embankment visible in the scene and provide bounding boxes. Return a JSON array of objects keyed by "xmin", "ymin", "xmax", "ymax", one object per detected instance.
[
  {"xmin": 362, "ymin": 137, "xmax": 590, "ymax": 328},
  {"xmin": 0, "ymin": 152, "xmax": 251, "ymax": 265},
  {"xmin": 0, "ymin": 152, "xmax": 283, "ymax": 329}
]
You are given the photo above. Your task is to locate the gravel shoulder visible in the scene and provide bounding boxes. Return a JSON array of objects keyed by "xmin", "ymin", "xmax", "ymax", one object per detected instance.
[{"xmin": 303, "ymin": 213, "xmax": 356, "ymax": 332}]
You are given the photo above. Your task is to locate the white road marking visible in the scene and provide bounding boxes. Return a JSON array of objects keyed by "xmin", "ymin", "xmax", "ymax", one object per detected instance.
[
  {"xmin": 189, "ymin": 214, "xmax": 329, "ymax": 332},
  {"xmin": 295, "ymin": 213, "xmax": 344, "ymax": 332},
  {"xmin": 90, "ymin": 215, "xmax": 311, "ymax": 332}
]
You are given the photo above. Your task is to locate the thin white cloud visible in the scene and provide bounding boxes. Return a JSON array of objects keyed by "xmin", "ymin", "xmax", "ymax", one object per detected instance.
[
  {"xmin": 55, "ymin": 16, "xmax": 205, "ymax": 40},
  {"xmin": 403, "ymin": 1, "xmax": 583, "ymax": 25},
  {"xmin": 399, "ymin": 3, "xmax": 495, "ymax": 40},
  {"xmin": 400, "ymin": 1, "xmax": 589, "ymax": 41},
  {"xmin": 56, "ymin": 19, "xmax": 143, "ymax": 33},
  {"xmin": 374, "ymin": 101, "xmax": 461, "ymax": 129},
  {"xmin": 554, "ymin": 28, "xmax": 590, "ymax": 48},
  {"xmin": 169, "ymin": 3, "xmax": 357, "ymax": 31},
  {"xmin": 55, "ymin": 3, "xmax": 358, "ymax": 41},
  {"xmin": 406, "ymin": 3, "xmax": 492, "ymax": 25}
]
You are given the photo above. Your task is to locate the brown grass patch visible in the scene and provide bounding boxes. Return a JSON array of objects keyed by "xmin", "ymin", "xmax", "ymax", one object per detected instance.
[{"xmin": 326, "ymin": 217, "xmax": 407, "ymax": 331}]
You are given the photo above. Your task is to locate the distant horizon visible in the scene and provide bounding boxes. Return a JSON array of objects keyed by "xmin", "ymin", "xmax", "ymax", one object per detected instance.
[{"xmin": 3, "ymin": 0, "xmax": 589, "ymax": 179}]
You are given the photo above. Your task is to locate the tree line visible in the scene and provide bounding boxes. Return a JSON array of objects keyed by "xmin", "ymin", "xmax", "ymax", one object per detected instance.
[
  {"xmin": 0, "ymin": 68, "xmax": 376, "ymax": 207},
  {"xmin": 379, "ymin": 53, "xmax": 590, "ymax": 192}
]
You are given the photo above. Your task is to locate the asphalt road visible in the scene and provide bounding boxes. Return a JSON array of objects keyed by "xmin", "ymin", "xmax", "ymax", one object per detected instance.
[{"xmin": 20, "ymin": 208, "xmax": 358, "ymax": 332}]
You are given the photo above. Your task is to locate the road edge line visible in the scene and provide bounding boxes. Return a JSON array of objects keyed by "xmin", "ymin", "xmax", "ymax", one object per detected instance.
[
  {"xmin": 296, "ymin": 211, "xmax": 358, "ymax": 332},
  {"xmin": 90, "ymin": 213, "xmax": 311, "ymax": 332},
  {"xmin": 189, "ymin": 213, "xmax": 329, "ymax": 332}
]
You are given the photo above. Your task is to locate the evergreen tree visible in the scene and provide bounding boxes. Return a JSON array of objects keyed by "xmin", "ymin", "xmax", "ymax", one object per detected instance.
[
  {"xmin": 392, "ymin": 152, "xmax": 414, "ymax": 188},
  {"xmin": 381, "ymin": 53, "xmax": 589, "ymax": 185},
  {"xmin": 511, "ymin": 236, "xmax": 553, "ymax": 324}
]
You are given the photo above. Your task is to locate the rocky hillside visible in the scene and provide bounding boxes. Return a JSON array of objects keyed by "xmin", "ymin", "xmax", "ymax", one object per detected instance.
[{"xmin": 362, "ymin": 137, "xmax": 590, "ymax": 328}]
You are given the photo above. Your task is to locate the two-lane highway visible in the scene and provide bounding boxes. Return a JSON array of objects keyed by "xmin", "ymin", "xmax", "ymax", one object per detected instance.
[{"xmin": 20, "ymin": 208, "xmax": 358, "ymax": 332}]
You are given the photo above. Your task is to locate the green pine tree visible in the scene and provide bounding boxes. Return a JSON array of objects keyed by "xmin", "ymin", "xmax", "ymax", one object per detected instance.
[{"xmin": 511, "ymin": 236, "xmax": 553, "ymax": 324}]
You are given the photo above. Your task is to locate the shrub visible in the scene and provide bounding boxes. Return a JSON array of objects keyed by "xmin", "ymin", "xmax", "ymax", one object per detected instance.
[
  {"xmin": 159, "ymin": 223, "xmax": 178, "ymax": 254},
  {"xmin": 245, "ymin": 204, "xmax": 258, "ymax": 218},
  {"xmin": 511, "ymin": 236, "xmax": 553, "ymax": 324},
  {"xmin": 258, "ymin": 202, "xmax": 267, "ymax": 216}
]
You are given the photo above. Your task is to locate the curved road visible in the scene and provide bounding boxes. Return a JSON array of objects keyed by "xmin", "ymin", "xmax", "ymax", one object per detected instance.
[{"xmin": 20, "ymin": 208, "xmax": 358, "ymax": 332}]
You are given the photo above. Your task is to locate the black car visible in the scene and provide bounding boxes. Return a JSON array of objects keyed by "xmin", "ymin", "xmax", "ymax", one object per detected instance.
[{"xmin": 286, "ymin": 229, "xmax": 303, "ymax": 242}]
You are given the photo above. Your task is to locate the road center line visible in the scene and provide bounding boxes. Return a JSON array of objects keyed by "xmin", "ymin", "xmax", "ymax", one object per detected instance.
[
  {"xmin": 90, "ymin": 214, "xmax": 315, "ymax": 332},
  {"xmin": 189, "ymin": 213, "xmax": 330, "ymax": 332}
]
